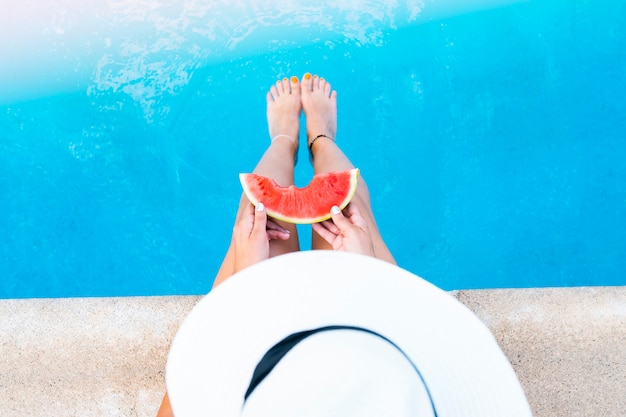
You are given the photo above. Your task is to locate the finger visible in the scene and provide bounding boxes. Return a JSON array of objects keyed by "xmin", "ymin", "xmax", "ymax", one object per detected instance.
[
  {"xmin": 266, "ymin": 219, "xmax": 290, "ymax": 234},
  {"xmin": 329, "ymin": 205, "xmax": 353, "ymax": 231},
  {"xmin": 314, "ymin": 220, "xmax": 334, "ymax": 234},
  {"xmin": 236, "ymin": 203, "xmax": 255, "ymax": 235},
  {"xmin": 312, "ymin": 222, "xmax": 338, "ymax": 245},
  {"xmin": 316, "ymin": 219, "xmax": 340, "ymax": 235},
  {"xmin": 252, "ymin": 202, "xmax": 268, "ymax": 235},
  {"xmin": 344, "ymin": 203, "xmax": 369, "ymax": 230},
  {"xmin": 267, "ymin": 229, "xmax": 291, "ymax": 241}
]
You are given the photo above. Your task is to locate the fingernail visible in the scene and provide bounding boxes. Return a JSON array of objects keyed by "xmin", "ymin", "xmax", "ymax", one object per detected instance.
[
  {"xmin": 304, "ymin": 73, "xmax": 311, "ymax": 80},
  {"xmin": 256, "ymin": 202, "xmax": 265, "ymax": 212},
  {"xmin": 331, "ymin": 205, "xmax": 341, "ymax": 214},
  {"xmin": 291, "ymin": 76, "xmax": 298, "ymax": 83}
]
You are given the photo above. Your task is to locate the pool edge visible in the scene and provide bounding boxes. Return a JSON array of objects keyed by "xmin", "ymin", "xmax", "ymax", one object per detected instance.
[{"xmin": 1, "ymin": 287, "xmax": 624, "ymax": 416}]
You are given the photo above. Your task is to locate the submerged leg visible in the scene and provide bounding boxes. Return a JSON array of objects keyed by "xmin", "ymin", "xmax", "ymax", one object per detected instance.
[
  {"xmin": 213, "ymin": 77, "xmax": 302, "ymax": 288},
  {"xmin": 301, "ymin": 73, "xmax": 395, "ymax": 264},
  {"xmin": 158, "ymin": 77, "xmax": 303, "ymax": 417}
]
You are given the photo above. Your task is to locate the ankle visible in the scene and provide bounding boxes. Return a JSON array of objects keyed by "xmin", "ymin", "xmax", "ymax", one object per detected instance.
[
  {"xmin": 270, "ymin": 134, "xmax": 299, "ymax": 163},
  {"xmin": 271, "ymin": 134, "xmax": 297, "ymax": 146},
  {"xmin": 272, "ymin": 134, "xmax": 299, "ymax": 152},
  {"xmin": 308, "ymin": 134, "xmax": 335, "ymax": 152}
]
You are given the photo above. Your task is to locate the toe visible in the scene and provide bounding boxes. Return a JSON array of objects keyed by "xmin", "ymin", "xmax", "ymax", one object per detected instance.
[
  {"xmin": 312, "ymin": 74, "xmax": 319, "ymax": 90},
  {"xmin": 276, "ymin": 79, "xmax": 285, "ymax": 95},
  {"xmin": 290, "ymin": 76, "xmax": 300, "ymax": 95},
  {"xmin": 269, "ymin": 85, "xmax": 279, "ymax": 100},
  {"xmin": 301, "ymin": 72, "xmax": 312, "ymax": 92},
  {"xmin": 323, "ymin": 80, "xmax": 332, "ymax": 97}
]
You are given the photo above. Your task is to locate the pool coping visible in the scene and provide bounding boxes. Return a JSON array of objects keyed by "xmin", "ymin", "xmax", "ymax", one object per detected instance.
[{"xmin": 1, "ymin": 286, "xmax": 624, "ymax": 416}]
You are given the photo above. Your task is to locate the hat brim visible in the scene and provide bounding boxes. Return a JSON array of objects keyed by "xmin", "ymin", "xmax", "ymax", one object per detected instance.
[{"xmin": 166, "ymin": 251, "xmax": 532, "ymax": 417}]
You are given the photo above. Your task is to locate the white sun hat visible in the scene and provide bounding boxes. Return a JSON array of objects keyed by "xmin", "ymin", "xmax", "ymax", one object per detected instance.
[{"xmin": 166, "ymin": 251, "xmax": 533, "ymax": 417}]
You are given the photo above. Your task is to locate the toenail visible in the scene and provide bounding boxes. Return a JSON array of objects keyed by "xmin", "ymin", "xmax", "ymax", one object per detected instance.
[
  {"xmin": 291, "ymin": 76, "xmax": 298, "ymax": 83},
  {"xmin": 283, "ymin": 77, "xmax": 288, "ymax": 81},
  {"xmin": 304, "ymin": 73, "xmax": 311, "ymax": 80}
]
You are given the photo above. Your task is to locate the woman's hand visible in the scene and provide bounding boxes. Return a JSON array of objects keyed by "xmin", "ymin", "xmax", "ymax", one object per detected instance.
[
  {"xmin": 312, "ymin": 203, "xmax": 375, "ymax": 257},
  {"xmin": 233, "ymin": 202, "xmax": 290, "ymax": 273}
]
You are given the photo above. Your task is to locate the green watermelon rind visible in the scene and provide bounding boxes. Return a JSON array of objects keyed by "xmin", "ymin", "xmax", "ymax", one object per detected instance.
[{"xmin": 240, "ymin": 168, "xmax": 360, "ymax": 224}]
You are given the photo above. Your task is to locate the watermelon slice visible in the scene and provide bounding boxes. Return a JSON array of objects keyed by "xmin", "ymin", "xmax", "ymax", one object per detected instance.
[{"xmin": 240, "ymin": 168, "xmax": 360, "ymax": 224}]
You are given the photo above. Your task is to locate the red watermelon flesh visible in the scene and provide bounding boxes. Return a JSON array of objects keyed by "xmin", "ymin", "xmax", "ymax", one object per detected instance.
[{"xmin": 240, "ymin": 168, "xmax": 360, "ymax": 224}]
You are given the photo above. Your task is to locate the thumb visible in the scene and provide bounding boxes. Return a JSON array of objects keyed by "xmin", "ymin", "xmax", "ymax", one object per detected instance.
[
  {"xmin": 330, "ymin": 205, "xmax": 352, "ymax": 231},
  {"xmin": 253, "ymin": 202, "xmax": 268, "ymax": 234}
]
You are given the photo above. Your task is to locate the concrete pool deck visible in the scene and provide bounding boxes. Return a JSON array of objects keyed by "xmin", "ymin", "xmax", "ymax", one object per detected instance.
[{"xmin": 1, "ymin": 286, "xmax": 624, "ymax": 416}]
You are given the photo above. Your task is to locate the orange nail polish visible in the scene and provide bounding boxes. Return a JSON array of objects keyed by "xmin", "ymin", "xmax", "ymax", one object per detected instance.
[
  {"xmin": 283, "ymin": 77, "xmax": 288, "ymax": 81},
  {"xmin": 291, "ymin": 76, "xmax": 298, "ymax": 83},
  {"xmin": 304, "ymin": 73, "xmax": 311, "ymax": 80}
]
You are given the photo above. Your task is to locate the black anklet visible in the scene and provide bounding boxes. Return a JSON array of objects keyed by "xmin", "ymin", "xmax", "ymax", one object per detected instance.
[{"xmin": 308, "ymin": 134, "xmax": 334, "ymax": 151}]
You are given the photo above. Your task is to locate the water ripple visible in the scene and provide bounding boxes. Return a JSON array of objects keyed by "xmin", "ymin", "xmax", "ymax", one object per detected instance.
[{"xmin": 89, "ymin": 0, "xmax": 425, "ymax": 120}]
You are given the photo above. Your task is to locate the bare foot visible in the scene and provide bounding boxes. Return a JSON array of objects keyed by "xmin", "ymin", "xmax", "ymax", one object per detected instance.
[
  {"xmin": 266, "ymin": 76, "xmax": 302, "ymax": 153},
  {"xmin": 301, "ymin": 73, "xmax": 337, "ymax": 152}
]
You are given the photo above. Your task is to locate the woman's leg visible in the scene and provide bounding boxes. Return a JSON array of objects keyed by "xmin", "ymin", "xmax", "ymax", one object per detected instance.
[
  {"xmin": 213, "ymin": 77, "xmax": 302, "ymax": 288},
  {"xmin": 301, "ymin": 73, "xmax": 396, "ymax": 264},
  {"xmin": 158, "ymin": 77, "xmax": 303, "ymax": 417}
]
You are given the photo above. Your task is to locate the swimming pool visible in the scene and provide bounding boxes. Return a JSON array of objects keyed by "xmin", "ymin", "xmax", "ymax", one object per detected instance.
[{"xmin": 1, "ymin": 0, "xmax": 625, "ymax": 298}]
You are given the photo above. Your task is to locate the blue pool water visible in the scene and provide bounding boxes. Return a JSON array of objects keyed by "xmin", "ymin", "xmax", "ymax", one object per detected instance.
[{"xmin": 1, "ymin": 0, "xmax": 625, "ymax": 298}]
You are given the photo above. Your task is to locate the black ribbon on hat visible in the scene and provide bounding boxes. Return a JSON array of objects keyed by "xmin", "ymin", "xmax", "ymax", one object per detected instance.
[{"xmin": 243, "ymin": 325, "xmax": 438, "ymax": 416}]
